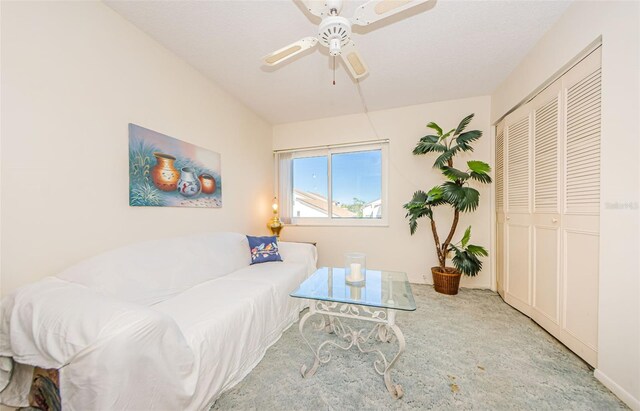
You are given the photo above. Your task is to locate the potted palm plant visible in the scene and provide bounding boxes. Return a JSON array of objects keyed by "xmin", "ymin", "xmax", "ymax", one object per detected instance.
[{"xmin": 403, "ymin": 114, "xmax": 491, "ymax": 295}]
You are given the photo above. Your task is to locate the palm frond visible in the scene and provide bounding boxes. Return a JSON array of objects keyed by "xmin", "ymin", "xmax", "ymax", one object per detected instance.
[
  {"xmin": 426, "ymin": 185, "xmax": 447, "ymax": 206},
  {"xmin": 439, "ymin": 128, "xmax": 455, "ymax": 142},
  {"xmin": 470, "ymin": 172, "xmax": 492, "ymax": 184},
  {"xmin": 456, "ymin": 130, "xmax": 482, "ymax": 146},
  {"xmin": 454, "ymin": 114, "xmax": 475, "ymax": 136},
  {"xmin": 426, "ymin": 122, "xmax": 443, "ymax": 136},
  {"xmin": 413, "ymin": 141, "xmax": 448, "ymax": 155},
  {"xmin": 433, "ymin": 150, "xmax": 453, "ymax": 168},
  {"xmin": 441, "ymin": 182, "xmax": 480, "ymax": 212},
  {"xmin": 451, "ymin": 246, "xmax": 484, "ymax": 277},
  {"xmin": 419, "ymin": 135, "xmax": 440, "ymax": 143},
  {"xmin": 404, "ymin": 190, "xmax": 428, "ymax": 206},
  {"xmin": 467, "ymin": 160, "xmax": 491, "ymax": 173},
  {"xmin": 441, "ymin": 166, "xmax": 470, "ymax": 182},
  {"xmin": 467, "ymin": 244, "xmax": 488, "ymax": 257},
  {"xmin": 461, "ymin": 226, "xmax": 471, "ymax": 248}
]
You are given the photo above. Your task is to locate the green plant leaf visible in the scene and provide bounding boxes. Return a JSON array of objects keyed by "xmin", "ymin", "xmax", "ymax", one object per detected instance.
[
  {"xmin": 467, "ymin": 161, "xmax": 492, "ymax": 184},
  {"xmin": 467, "ymin": 244, "xmax": 488, "ymax": 257},
  {"xmin": 412, "ymin": 189, "xmax": 429, "ymax": 202},
  {"xmin": 439, "ymin": 128, "xmax": 455, "ymax": 142},
  {"xmin": 413, "ymin": 141, "xmax": 447, "ymax": 155},
  {"xmin": 451, "ymin": 142, "xmax": 475, "ymax": 153},
  {"xmin": 451, "ymin": 247, "xmax": 484, "ymax": 277},
  {"xmin": 404, "ymin": 203, "xmax": 432, "ymax": 235},
  {"xmin": 456, "ymin": 130, "xmax": 482, "ymax": 146},
  {"xmin": 432, "ymin": 149, "xmax": 454, "ymax": 168},
  {"xmin": 441, "ymin": 166, "xmax": 470, "ymax": 182},
  {"xmin": 409, "ymin": 217, "xmax": 418, "ymax": 235},
  {"xmin": 442, "ymin": 182, "xmax": 480, "ymax": 212},
  {"xmin": 426, "ymin": 186, "xmax": 444, "ymax": 203},
  {"xmin": 406, "ymin": 207, "xmax": 431, "ymax": 234},
  {"xmin": 454, "ymin": 114, "xmax": 474, "ymax": 136},
  {"xmin": 461, "ymin": 226, "xmax": 471, "ymax": 248},
  {"xmin": 404, "ymin": 190, "xmax": 428, "ymax": 206},
  {"xmin": 426, "ymin": 122, "xmax": 443, "ymax": 136},
  {"xmin": 470, "ymin": 171, "xmax": 492, "ymax": 184},
  {"xmin": 467, "ymin": 160, "xmax": 491, "ymax": 173},
  {"xmin": 419, "ymin": 135, "xmax": 440, "ymax": 143},
  {"xmin": 404, "ymin": 190, "xmax": 438, "ymax": 234}
]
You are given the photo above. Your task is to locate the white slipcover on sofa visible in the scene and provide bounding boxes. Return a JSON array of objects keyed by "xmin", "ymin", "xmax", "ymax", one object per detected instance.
[{"xmin": 0, "ymin": 232, "xmax": 317, "ymax": 410}]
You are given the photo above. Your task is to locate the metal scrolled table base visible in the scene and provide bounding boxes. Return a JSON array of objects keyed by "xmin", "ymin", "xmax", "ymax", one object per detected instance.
[{"xmin": 298, "ymin": 300, "xmax": 406, "ymax": 399}]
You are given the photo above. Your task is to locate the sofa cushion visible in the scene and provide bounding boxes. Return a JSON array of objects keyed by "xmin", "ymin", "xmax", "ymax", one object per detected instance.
[
  {"xmin": 246, "ymin": 235, "xmax": 282, "ymax": 264},
  {"xmin": 57, "ymin": 232, "xmax": 251, "ymax": 306}
]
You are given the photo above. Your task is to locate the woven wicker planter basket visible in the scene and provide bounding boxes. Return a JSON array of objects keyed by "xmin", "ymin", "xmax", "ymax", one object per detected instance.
[{"xmin": 431, "ymin": 267, "xmax": 462, "ymax": 295}]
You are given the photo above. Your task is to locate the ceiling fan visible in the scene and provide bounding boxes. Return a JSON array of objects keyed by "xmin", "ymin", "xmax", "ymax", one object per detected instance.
[{"xmin": 263, "ymin": 0, "xmax": 433, "ymax": 80}]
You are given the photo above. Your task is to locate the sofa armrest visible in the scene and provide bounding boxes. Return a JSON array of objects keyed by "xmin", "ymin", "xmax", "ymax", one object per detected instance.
[
  {"xmin": 1, "ymin": 277, "xmax": 183, "ymax": 368},
  {"xmin": 278, "ymin": 242, "xmax": 318, "ymax": 275},
  {"xmin": 1, "ymin": 277, "xmax": 195, "ymax": 409}
]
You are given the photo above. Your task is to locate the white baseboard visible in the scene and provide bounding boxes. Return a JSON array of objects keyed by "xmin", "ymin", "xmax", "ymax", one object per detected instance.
[{"xmin": 594, "ymin": 369, "xmax": 640, "ymax": 410}]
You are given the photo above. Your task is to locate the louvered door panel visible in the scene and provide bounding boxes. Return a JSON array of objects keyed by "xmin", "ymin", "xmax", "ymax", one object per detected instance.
[
  {"xmin": 534, "ymin": 98, "xmax": 559, "ymax": 212},
  {"xmin": 496, "ymin": 121, "xmax": 506, "ymax": 297},
  {"xmin": 503, "ymin": 106, "xmax": 533, "ymax": 314},
  {"xmin": 560, "ymin": 48, "xmax": 601, "ymax": 367},
  {"xmin": 496, "ymin": 124, "xmax": 505, "ymax": 211},
  {"xmin": 565, "ymin": 67, "xmax": 601, "ymax": 214},
  {"xmin": 530, "ymin": 80, "xmax": 562, "ymax": 331},
  {"xmin": 507, "ymin": 116, "xmax": 530, "ymax": 212}
]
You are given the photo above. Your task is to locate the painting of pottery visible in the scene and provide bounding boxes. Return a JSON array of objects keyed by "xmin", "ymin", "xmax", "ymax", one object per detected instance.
[{"xmin": 129, "ymin": 123, "xmax": 222, "ymax": 208}]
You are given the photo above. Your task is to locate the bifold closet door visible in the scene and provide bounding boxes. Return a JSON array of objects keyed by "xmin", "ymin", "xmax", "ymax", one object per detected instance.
[
  {"xmin": 503, "ymin": 104, "xmax": 532, "ymax": 316},
  {"xmin": 495, "ymin": 122, "xmax": 505, "ymax": 298},
  {"xmin": 530, "ymin": 79, "xmax": 562, "ymax": 333},
  {"xmin": 560, "ymin": 49, "xmax": 601, "ymax": 365},
  {"xmin": 496, "ymin": 47, "xmax": 601, "ymax": 367}
]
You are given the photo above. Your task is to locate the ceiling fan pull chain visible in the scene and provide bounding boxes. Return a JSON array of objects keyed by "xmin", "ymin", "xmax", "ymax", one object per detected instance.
[{"xmin": 333, "ymin": 56, "xmax": 336, "ymax": 86}]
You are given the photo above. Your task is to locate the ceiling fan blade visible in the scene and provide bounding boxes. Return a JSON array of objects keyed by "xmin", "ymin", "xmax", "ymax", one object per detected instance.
[
  {"xmin": 351, "ymin": 0, "xmax": 432, "ymax": 26},
  {"xmin": 263, "ymin": 37, "xmax": 318, "ymax": 66},
  {"xmin": 297, "ymin": 0, "xmax": 340, "ymax": 18},
  {"xmin": 340, "ymin": 41, "xmax": 368, "ymax": 80}
]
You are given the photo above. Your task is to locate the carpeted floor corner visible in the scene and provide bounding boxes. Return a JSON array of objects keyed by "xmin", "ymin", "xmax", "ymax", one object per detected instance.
[{"xmin": 213, "ymin": 285, "xmax": 627, "ymax": 410}]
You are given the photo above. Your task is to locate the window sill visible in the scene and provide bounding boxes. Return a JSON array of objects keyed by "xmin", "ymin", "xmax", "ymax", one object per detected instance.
[{"xmin": 287, "ymin": 219, "xmax": 389, "ymax": 228}]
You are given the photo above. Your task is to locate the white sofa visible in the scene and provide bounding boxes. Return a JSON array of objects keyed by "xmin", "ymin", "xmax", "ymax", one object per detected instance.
[{"xmin": 0, "ymin": 232, "xmax": 317, "ymax": 410}]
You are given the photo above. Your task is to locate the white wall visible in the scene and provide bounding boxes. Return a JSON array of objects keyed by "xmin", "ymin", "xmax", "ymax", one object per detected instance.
[
  {"xmin": 274, "ymin": 96, "xmax": 493, "ymax": 289},
  {"xmin": 0, "ymin": 1, "xmax": 273, "ymax": 296},
  {"xmin": 491, "ymin": 1, "xmax": 640, "ymax": 409}
]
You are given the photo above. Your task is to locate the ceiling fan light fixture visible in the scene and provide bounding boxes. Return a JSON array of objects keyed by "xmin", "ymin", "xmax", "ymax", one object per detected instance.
[
  {"xmin": 318, "ymin": 16, "xmax": 351, "ymax": 49},
  {"xmin": 329, "ymin": 38, "xmax": 341, "ymax": 56}
]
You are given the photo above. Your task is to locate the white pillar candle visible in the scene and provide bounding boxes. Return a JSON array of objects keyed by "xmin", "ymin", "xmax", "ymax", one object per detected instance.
[
  {"xmin": 349, "ymin": 285, "xmax": 362, "ymax": 300},
  {"xmin": 350, "ymin": 263, "xmax": 363, "ymax": 281}
]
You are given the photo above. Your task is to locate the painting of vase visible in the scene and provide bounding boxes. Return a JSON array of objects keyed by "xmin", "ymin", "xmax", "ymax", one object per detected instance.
[
  {"xmin": 151, "ymin": 153, "xmax": 180, "ymax": 191},
  {"xmin": 129, "ymin": 123, "xmax": 222, "ymax": 208}
]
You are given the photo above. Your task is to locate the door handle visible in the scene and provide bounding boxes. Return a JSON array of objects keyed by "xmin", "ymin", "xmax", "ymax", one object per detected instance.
[
  {"xmin": 506, "ymin": 216, "xmax": 511, "ymax": 220},
  {"xmin": 552, "ymin": 218, "xmax": 558, "ymax": 223}
]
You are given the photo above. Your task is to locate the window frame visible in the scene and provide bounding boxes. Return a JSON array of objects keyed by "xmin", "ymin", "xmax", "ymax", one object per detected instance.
[{"xmin": 284, "ymin": 142, "xmax": 389, "ymax": 227}]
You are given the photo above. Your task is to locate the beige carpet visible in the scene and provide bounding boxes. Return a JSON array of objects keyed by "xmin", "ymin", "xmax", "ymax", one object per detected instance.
[{"xmin": 213, "ymin": 285, "xmax": 626, "ymax": 410}]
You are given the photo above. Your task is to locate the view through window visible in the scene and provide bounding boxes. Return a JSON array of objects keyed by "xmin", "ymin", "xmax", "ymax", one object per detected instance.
[{"xmin": 291, "ymin": 146, "xmax": 384, "ymax": 221}]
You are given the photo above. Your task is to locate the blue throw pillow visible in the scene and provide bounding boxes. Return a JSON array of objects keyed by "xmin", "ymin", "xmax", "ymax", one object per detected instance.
[{"xmin": 247, "ymin": 235, "xmax": 283, "ymax": 264}]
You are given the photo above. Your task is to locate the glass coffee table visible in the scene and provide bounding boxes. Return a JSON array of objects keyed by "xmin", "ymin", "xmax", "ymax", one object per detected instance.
[{"xmin": 290, "ymin": 267, "xmax": 416, "ymax": 399}]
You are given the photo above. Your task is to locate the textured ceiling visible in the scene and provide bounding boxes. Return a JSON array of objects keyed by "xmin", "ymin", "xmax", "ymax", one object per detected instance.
[{"xmin": 105, "ymin": 0, "xmax": 571, "ymax": 124}]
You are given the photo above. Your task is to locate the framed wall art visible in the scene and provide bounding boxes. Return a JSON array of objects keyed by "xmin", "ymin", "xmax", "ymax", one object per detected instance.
[{"xmin": 128, "ymin": 124, "xmax": 222, "ymax": 208}]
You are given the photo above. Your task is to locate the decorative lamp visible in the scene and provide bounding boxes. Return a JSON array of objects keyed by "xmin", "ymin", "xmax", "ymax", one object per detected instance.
[{"xmin": 267, "ymin": 197, "xmax": 283, "ymax": 237}]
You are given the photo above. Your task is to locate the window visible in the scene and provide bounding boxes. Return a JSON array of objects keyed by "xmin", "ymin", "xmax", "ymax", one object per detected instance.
[{"xmin": 276, "ymin": 142, "xmax": 388, "ymax": 226}]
